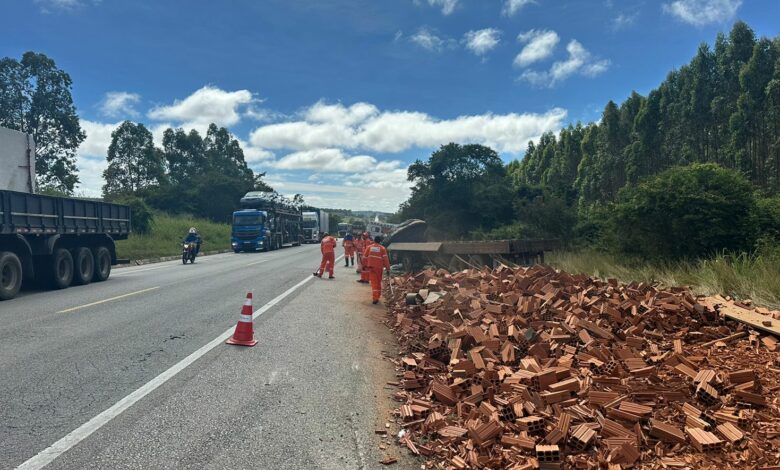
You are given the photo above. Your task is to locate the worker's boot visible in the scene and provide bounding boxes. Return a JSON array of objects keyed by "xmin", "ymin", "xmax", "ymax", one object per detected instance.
[{"xmin": 345, "ymin": 260, "xmax": 349, "ymax": 267}]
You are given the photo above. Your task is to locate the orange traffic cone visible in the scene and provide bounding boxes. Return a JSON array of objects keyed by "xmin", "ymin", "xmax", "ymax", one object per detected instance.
[{"xmin": 226, "ymin": 292, "xmax": 257, "ymax": 347}]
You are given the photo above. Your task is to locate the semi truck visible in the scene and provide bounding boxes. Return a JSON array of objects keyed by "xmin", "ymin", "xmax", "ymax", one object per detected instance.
[
  {"xmin": 0, "ymin": 127, "xmax": 131, "ymax": 301},
  {"xmin": 231, "ymin": 191, "xmax": 302, "ymax": 252},
  {"xmin": 301, "ymin": 209, "xmax": 329, "ymax": 243},
  {"xmin": 337, "ymin": 223, "xmax": 352, "ymax": 238}
]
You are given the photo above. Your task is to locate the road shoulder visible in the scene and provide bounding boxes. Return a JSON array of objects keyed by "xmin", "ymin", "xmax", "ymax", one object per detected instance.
[{"xmin": 47, "ymin": 258, "xmax": 419, "ymax": 469}]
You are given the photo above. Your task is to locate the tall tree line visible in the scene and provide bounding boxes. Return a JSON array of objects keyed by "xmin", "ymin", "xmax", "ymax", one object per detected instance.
[
  {"xmin": 103, "ymin": 121, "xmax": 271, "ymax": 222},
  {"xmin": 512, "ymin": 22, "xmax": 780, "ymax": 209}
]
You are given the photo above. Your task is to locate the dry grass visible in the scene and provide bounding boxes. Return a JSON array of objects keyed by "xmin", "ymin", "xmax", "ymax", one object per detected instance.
[{"xmin": 548, "ymin": 249, "xmax": 780, "ymax": 310}]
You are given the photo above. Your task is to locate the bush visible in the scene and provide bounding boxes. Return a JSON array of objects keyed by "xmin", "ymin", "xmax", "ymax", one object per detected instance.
[
  {"xmin": 752, "ymin": 195, "xmax": 780, "ymax": 244},
  {"xmin": 114, "ymin": 195, "xmax": 154, "ymax": 234},
  {"xmin": 608, "ymin": 163, "xmax": 756, "ymax": 259}
]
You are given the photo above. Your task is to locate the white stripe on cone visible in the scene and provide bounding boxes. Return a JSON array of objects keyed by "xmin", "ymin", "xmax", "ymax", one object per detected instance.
[{"xmin": 239, "ymin": 315, "xmax": 253, "ymax": 323}]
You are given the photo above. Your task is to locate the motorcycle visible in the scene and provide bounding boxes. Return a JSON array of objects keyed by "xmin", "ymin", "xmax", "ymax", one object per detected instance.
[{"xmin": 182, "ymin": 241, "xmax": 197, "ymax": 264}]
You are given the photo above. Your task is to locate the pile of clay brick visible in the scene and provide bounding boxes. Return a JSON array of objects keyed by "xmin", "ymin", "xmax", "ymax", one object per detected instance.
[{"xmin": 383, "ymin": 265, "xmax": 780, "ymax": 469}]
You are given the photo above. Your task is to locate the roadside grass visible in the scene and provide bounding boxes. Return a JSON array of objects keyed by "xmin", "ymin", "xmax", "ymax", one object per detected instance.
[
  {"xmin": 547, "ymin": 249, "xmax": 780, "ymax": 310},
  {"xmin": 115, "ymin": 213, "xmax": 231, "ymax": 260}
]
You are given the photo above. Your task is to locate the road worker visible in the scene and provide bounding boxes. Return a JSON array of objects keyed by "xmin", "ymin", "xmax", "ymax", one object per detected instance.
[
  {"xmin": 354, "ymin": 232, "xmax": 366, "ymax": 274},
  {"xmin": 363, "ymin": 235, "xmax": 391, "ymax": 304},
  {"xmin": 342, "ymin": 232, "xmax": 355, "ymax": 267},
  {"xmin": 357, "ymin": 232, "xmax": 371, "ymax": 283},
  {"xmin": 314, "ymin": 232, "xmax": 337, "ymax": 279}
]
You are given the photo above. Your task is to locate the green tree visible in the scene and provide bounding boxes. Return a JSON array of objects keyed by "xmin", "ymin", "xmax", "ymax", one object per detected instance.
[
  {"xmin": 400, "ymin": 143, "xmax": 513, "ymax": 237},
  {"xmin": 203, "ymin": 123, "xmax": 254, "ymax": 183},
  {"xmin": 102, "ymin": 121, "xmax": 166, "ymax": 196},
  {"xmin": 162, "ymin": 127, "xmax": 206, "ymax": 185},
  {"xmin": 609, "ymin": 164, "xmax": 756, "ymax": 259},
  {"xmin": 0, "ymin": 51, "xmax": 85, "ymax": 192}
]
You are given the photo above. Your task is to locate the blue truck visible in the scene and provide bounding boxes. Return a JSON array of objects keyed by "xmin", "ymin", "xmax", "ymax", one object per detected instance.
[{"xmin": 231, "ymin": 192, "xmax": 302, "ymax": 253}]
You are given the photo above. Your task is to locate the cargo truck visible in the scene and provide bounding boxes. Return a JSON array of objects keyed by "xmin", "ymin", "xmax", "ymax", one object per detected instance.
[
  {"xmin": 301, "ymin": 209, "xmax": 329, "ymax": 243},
  {"xmin": 0, "ymin": 127, "xmax": 131, "ymax": 301},
  {"xmin": 231, "ymin": 191, "xmax": 302, "ymax": 252}
]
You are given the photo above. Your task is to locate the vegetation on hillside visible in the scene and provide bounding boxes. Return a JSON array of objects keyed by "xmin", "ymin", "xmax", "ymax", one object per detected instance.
[
  {"xmin": 115, "ymin": 213, "xmax": 231, "ymax": 260},
  {"xmin": 513, "ymin": 21, "xmax": 780, "ymax": 206},
  {"xmin": 397, "ymin": 23, "xmax": 780, "ymax": 264}
]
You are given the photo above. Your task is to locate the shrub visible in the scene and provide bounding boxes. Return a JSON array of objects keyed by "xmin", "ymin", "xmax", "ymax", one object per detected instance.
[
  {"xmin": 115, "ymin": 195, "xmax": 154, "ymax": 234},
  {"xmin": 608, "ymin": 163, "xmax": 756, "ymax": 259}
]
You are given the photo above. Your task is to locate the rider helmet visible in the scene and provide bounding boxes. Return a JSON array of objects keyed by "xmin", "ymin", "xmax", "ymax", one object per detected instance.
[{"xmin": 189, "ymin": 227, "xmax": 197, "ymax": 234}]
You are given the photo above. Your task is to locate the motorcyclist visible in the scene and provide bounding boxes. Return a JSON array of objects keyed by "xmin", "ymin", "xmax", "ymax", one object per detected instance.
[{"xmin": 183, "ymin": 227, "xmax": 202, "ymax": 255}]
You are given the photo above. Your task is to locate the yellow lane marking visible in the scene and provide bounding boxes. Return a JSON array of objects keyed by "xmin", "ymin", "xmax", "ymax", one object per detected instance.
[{"xmin": 57, "ymin": 286, "xmax": 161, "ymax": 313}]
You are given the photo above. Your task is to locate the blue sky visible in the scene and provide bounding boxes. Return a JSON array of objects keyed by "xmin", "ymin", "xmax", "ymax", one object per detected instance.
[{"xmin": 3, "ymin": 0, "xmax": 779, "ymax": 211}]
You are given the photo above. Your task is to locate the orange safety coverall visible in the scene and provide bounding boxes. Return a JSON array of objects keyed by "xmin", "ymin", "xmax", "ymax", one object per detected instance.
[
  {"xmin": 363, "ymin": 242, "xmax": 390, "ymax": 301},
  {"xmin": 354, "ymin": 236, "xmax": 365, "ymax": 273},
  {"xmin": 343, "ymin": 237, "xmax": 355, "ymax": 257},
  {"xmin": 317, "ymin": 235, "xmax": 337, "ymax": 277}
]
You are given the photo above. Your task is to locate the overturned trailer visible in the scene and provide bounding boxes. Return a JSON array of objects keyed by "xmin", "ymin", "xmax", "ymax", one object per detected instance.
[{"xmin": 384, "ymin": 220, "xmax": 559, "ymax": 271}]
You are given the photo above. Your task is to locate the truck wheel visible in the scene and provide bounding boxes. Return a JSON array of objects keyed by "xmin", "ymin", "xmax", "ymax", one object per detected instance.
[
  {"xmin": 0, "ymin": 252, "xmax": 23, "ymax": 301},
  {"xmin": 49, "ymin": 248, "xmax": 74, "ymax": 289},
  {"xmin": 72, "ymin": 247, "xmax": 95, "ymax": 286},
  {"xmin": 92, "ymin": 246, "xmax": 112, "ymax": 282}
]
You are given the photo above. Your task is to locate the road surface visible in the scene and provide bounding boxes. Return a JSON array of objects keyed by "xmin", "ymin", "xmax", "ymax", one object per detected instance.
[{"xmin": 1, "ymin": 245, "xmax": 413, "ymax": 469}]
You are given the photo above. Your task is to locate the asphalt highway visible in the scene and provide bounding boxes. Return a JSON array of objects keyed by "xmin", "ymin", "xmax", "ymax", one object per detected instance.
[{"xmin": 1, "ymin": 245, "xmax": 414, "ymax": 469}]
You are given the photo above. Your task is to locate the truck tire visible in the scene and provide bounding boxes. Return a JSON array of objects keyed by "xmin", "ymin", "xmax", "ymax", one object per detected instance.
[
  {"xmin": 92, "ymin": 246, "xmax": 112, "ymax": 282},
  {"xmin": 49, "ymin": 248, "xmax": 74, "ymax": 289},
  {"xmin": 0, "ymin": 252, "xmax": 23, "ymax": 301},
  {"xmin": 72, "ymin": 247, "xmax": 95, "ymax": 286}
]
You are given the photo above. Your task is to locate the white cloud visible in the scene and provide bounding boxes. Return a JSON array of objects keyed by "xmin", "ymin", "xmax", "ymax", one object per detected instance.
[
  {"xmin": 73, "ymin": 119, "xmax": 119, "ymax": 196},
  {"xmin": 261, "ymin": 177, "xmax": 410, "ymax": 212},
  {"xmin": 305, "ymin": 101, "xmax": 379, "ymax": 126},
  {"xmin": 34, "ymin": 0, "xmax": 98, "ymax": 13},
  {"xmin": 250, "ymin": 101, "xmax": 567, "ymax": 154},
  {"xmin": 662, "ymin": 0, "xmax": 742, "ymax": 26},
  {"xmin": 99, "ymin": 91, "xmax": 140, "ymax": 118},
  {"xmin": 236, "ymin": 138, "xmax": 276, "ymax": 163},
  {"xmin": 272, "ymin": 148, "xmax": 380, "ymax": 173},
  {"xmin": 417, "ymin": 0, "xmax": 459, "ymax": 15},
  {"xmin": 409, "ymin": 27, "xmax": 455, "ymax": 52},
  {"xmin": 147, "ymin": 86, "xmax": 255, "ymax": 128},
  {"xmin": 612, "ymin": 12, "xmax": 638, "ymax": 30},
  {"xmin": 520, "ymin": 40, "xmax": 610, "ymax": 87},
  {"xmin": 244, "ymin": 106, "xmax": 283, "ymax": 123},
  {"xmin": 503, "ymin": 0, "xmax": 536, "ymax": 17},
  {"xmin": 463, "ymin": 29, "xmax": 502, "ymax": 56},
  {"xmin": 78, "ymin": 119, "xmax": 119, "ymax": 158},
  {"xmin": 514, "ymin": 29, "xmax": 560, "ymax": 67}
]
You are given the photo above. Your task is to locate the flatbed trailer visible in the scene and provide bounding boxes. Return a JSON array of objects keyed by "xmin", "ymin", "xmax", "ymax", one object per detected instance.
[
  {"xmin": 387, "ymin": 239, "xmax": 560, "ymax": 271},
  {"xmin": 0, "ymin": 189, "xmax": 131, "ymax": 300},
  {"xmin": 382, "ymin": 219, "xmax": 559, "ymax": 271}
]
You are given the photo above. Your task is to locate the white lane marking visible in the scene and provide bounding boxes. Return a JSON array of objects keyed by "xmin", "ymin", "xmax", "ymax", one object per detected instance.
[
  {"xmin": 112, "ymin": 265, "xmax": 175, "ymax": 276},
  {"xmin": 56, "ymin": 287, "xmax": 161, "ymax": 314},
  {"xmin": 113, "ymin": 253, "xmax": 236, "ymax": 273},
  {"xmin": 245, "ymin": 259, "xmax": 268, "ymax": 267},
  {"xmin": 15, "ymin": 260, "xmax": 335, "ymax": 470}
]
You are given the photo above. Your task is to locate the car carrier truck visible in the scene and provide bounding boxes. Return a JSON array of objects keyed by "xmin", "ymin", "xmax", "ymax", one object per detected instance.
[
  {"xmin": 0, "ymin": 126, "xmax": 131, "ymax": 300},
  {"xmin": 231, "ymin": 191, "xmax": 302, "ymax": 252}
]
